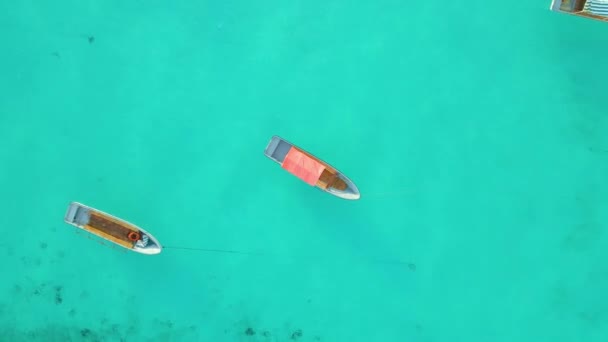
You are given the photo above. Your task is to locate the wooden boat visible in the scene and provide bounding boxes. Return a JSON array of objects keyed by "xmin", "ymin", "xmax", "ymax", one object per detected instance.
[
  {"xmin": 64, "ymin": 202, "xmax": 162, "ymax": 255},
  {"xmin": 550, "ymin": 0, "xmax": 608, "ymax": 22},
  {"xmin": 264, "ymin": 136, "xmax": 360, "ymax": 200}
]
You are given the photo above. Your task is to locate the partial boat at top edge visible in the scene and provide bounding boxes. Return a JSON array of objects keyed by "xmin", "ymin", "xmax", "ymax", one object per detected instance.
[
  {"xmin": 64, "ymin": 202, "xmax": 162, "ymax": 255},
  {"xmin": 264, "ymin": 135, "xmax": 360, "ymax": 200},
  {"xmin": 550, "ymin": 0, "xmax": 608, "ymax": 22}
]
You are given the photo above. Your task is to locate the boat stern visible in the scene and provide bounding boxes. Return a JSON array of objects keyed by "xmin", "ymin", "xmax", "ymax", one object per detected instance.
[{"xmin": 64, "ymin": 202, "xmax": 91, "ymax": 227}]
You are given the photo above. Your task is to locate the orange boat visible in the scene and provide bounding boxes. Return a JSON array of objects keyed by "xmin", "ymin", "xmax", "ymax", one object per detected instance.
[
  {"xmin": 64, "ymin": 202, "xmax": 162, "ymax": 255},
  {"xmin": 264, "ymin": 136, "xmax": 360, "ymax": 200}
]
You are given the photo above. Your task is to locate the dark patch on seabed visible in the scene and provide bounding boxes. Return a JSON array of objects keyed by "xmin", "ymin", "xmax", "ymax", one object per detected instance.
[
  {"xmin": 290, "ymin": 329, "xmax": 303, "ymax": 340},
  {"xmin": 561, "ymin": 194, "xmax": 604, "ymax": 252},
  {"xmin": 550, "ymin": 281, "xmax": 608, "ymax": 331},
  {"xmin": 54, "ymin": 286, "xmax": 63, "ymax": 305},
  {"xmin": 0, "ymin": 319, "xmax": 199, "ymax": 341},
  {"xmin": 239, "ymin": 325, "xmax": 321, "ymax": 341},
  {"xmin": 587, "ymin": 147, "xmax": 608, "ymax": 153},
  {"xmin": 3, "ymin": 276, "xmax": 324, "ymax": 341}
]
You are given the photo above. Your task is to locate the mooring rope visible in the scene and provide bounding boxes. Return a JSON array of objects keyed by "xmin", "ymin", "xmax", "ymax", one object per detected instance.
[
  {"xmin": 162, "ymin": 245, "xmax": 413, "ymax": 268},
  {"xmin": 162, "ymin": 246, "xmax": 266, "ymax": 256}
]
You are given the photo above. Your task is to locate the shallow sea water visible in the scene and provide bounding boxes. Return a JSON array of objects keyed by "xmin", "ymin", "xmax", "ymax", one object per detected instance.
[{"xmin": 1, "ymin": 1, "xmax": 607, "ymax": 341}]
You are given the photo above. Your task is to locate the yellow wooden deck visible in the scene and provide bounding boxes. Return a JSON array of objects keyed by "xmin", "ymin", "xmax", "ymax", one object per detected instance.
[{"xmin": 83, "ymin": 212, "xmax": 137, "ymax": 249}]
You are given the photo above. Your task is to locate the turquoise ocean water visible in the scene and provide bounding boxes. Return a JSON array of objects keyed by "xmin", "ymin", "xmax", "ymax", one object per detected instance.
[{"xmin": 1, "ymin": 1, "xmax": 608, "ymax": 341}]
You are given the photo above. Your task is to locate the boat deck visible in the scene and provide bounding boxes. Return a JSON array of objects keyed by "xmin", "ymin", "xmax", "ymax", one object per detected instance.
[
  {"xmin": 317, "ymin": 169, "xmax": 348, "ymax": 190},
  {"xmin": 84, "ymin": 212, "xmax": 136, "ymax": 248}
]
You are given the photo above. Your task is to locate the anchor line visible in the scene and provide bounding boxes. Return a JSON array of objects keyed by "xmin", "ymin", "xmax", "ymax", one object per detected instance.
[
  {"xmin": 360, "ymin": 187, "xmax": 414, "ymax": 200},
  {"xmin": 162, "ymin": 245, "xmax": 413, "ymax": 267},
  {"xmin": 69, "ymin": 227, "xmax": 412, "ymax": 266},
  {"xmin": 162, "ymin": 246, "xmax": 267, "ymax": 257}
]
